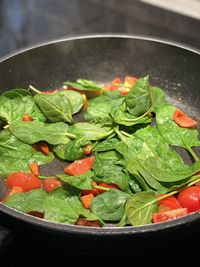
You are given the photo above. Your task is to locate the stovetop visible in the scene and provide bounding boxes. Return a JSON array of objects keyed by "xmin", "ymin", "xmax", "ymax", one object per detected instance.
[{"xmin": 0, "ymin": 0, "xmax": 200, "ymax": 262}]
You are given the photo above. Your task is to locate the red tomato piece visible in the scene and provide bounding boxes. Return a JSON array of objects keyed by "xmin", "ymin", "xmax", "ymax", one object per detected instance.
[
  {"xmin": 97, "ymin": 182, "xmax": 120, "ymax": 194},
  {"xmin": 42, "ymin": 89, "xmax": 59, "ymax": 94},
  {"xmin": 124, "ymin": 76, "xmax": 138, "ymax": 86},
  {"xmin": 28, "ymin": 211, "xmax": 44, "ymax": 218},
  {"xmin": 43, "ymin": 178, "xmax": 62, "ymax": 192},
  {"xmin": 173, "ymin": 108, "xmax": 197, "ymax": 128},
  {"xmin": 64, "ymin": 156, "xmax": 95, "ymax": 176},
  {"xmin": 82, "ymin": 181, "xmax": 99, "ymax": 196},
  {"xmin": 6, "ymin": 172, "xmax": 42, "ymax": 192},
  {"xmin": 22, "ymin": 114, "xmax": 33, "ymax": 121},
  {"xmin": 157, "ymin": 195, "xmax": 181, "ymax": 212},
  {"xmin": 81, "ymin": 193, "xmax": 94, "ymax": 209},
  {"xmin": 2, "ymin": 186, "xmax": 24, "ymax": 203},
  {"xmin": 29, "ymin": 162, "xmax": 40, "ymax": 177},
  {"xmin": 177, "ymin": 185, "xmax": 200, "ymax": 212},
  {"xmin": 83, "ymin": 144, "xmax": 92, "ymax": 155},
  {"xmin": 152, "ymin": 208, "xmax": 188, "ymax": 223},
  {"xmin": 75, "ymin": 217, "xmax": 101, "ymax": 227},
  {"xmin": 34, "ymin": 141, "xmax": 50, "ymax": 155}
]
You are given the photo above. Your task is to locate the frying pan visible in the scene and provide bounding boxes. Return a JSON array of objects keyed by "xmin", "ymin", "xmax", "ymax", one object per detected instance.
[{"xmin": 0, "ymin": 35, "xmax": 200, "ymax": 254}]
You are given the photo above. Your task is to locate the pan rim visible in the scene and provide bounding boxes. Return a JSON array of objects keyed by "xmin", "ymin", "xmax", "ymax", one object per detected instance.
[
  {"xmin": 0, "ymin": 34, "xmax": 199, "ymax": 64},
  {"xmin": 1, "ymin": 34, "xmax": 200, "ymax": 236},
  {"xmin": 1, "ymin": 202, "xmax": 200, "ymax": 236}
]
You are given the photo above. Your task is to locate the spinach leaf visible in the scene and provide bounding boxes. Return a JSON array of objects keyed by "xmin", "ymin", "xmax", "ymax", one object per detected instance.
[
  {"xmin": 0, "ymin": 89, "xmax": 45, "ymax": 124},
  {"xmin": 44, "ymin": 194, "xmax": 99, "ymax": 224},
  {"xmin": 68, "ymin": 122, "xmax": 113, "ymax": 141},
  {"xmin": 92, "ymin": 137, "xmax": 120, "ymax": 152},
  {"xmin": 10, "ymin": 121, "xmax": 74, "ymax": 145},
  {"xmin": 156, "ymin": 104, "xmax": 200, "ymax": 152},
  {"xmin": 0, "ymin": 129, "xmax": 33, "ymax": 159},
  {"xmin": 64, "ymin": 79, "xmax": 101, "ymax": 92},
  {"xmin": 63, "ymin": 90, "xmax": 83, "ymax": 114},
  {"xmin": 120, "ymin": 191, "xmax": 158, "ymax": 226},
  {"xmin": 53, "ymin": 138, "xmax": 90, "ymax": 161},
  {"xmin": 143, "ymin": 156, "xmax": 200, "ymax": 182},
  {"xmin": 91, "ymin": 189, "xmax": 129, "ymax": 221},
  {"xmin": 56, "ymin": 171, "xmax": 94, "ymax": 190},
  {"xmin": 6, "ymin": 189, "xmax": 47, "ymax": 213},
  {"xmin": 92, "ymin": 151, "xmax": 130, "ymax": 193},
  {"xmin": 0, "ymin": 156, "xmax": 30, "ymax": 177},
  {"xmin": 110, "ymin": 98, "xmax": 151, "ymax": 126},
  {"xmin": 84, "ymin": 91, "xmax": 123, "ymax": 123},
  {"xmin": 34, "ymin": 91, "xmax": 73, "ymax": 124},
  {"xmin": 125, "ymin": 76, "xmax": 151, "ymax": 116},
  {"xmin": 151, "ymin": 86, "xmax": 168, "ymax": 112}
]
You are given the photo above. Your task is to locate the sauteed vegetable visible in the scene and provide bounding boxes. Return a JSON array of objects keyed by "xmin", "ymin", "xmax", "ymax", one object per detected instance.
[{"xmin": 1, "ymin": 75, "xmax": 200, "ymax": 227}]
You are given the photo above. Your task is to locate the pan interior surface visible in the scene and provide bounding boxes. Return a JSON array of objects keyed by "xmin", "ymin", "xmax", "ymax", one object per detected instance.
[{"xmin": 0, "ymin": 35, "xmax": 200, "ymax": 239}]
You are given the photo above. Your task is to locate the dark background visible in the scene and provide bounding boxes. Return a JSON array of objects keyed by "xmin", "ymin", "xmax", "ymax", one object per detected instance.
[{"xmin": 0, "ymin": 0, "xmax": 200, "ymax": 264}]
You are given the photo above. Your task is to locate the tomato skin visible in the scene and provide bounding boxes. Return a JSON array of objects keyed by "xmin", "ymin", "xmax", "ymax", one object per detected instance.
[
  {"xmin": 76, "ymin": 217, "xmax": 101, "ymax": 227},
  {"xmin": 22, "ymin": 114, "xmax": 33, "ymax": 121},
  {"xmin": 177, "ymin": 185, "xmax": 200, "ymax": 212},
  {"xmin": 43, "ymin": 178, "xmax": 62, "ymax": 192},
  {"xmin": 6, "ymin": 172, "xmax": 42, "ymax": 192},
  {"xmin": 124, "ymin": 76, "xmax": 137, "ymax": 86},
  {"xmin": 97, "ymin": 182, "xmax": 120, "ymax": 194},
  {"xmin": 64, "ymin": 156, "xmax": 95, "ymax": 176},
  {"xmin": 157, "ymin": 195, "xmax": 181, "ymax": 212},
  {"xmin": 83, "ymin": 144, "xmax": 92, "ymax": 155},
  {"xmin": 173, "ymin": 108, "xmax": 197, "ymax": 128},
  {"xmin": 2, "ymin": 186, "xmax": 24, "ymax": 203},
  {"xmin": 152, "ymin": 208, "xmax": 188, "ymax": 223}
]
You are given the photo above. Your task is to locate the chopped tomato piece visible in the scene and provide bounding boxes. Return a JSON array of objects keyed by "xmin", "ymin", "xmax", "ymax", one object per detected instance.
[
  {"xmin": 157, "ymin": 194, "xmax": 181, "ymax": 212},
  {"xmin": 152, "ymin": 208, "xmax": 188, "ymax": 223},
  {"xmin": 109, "ymin": 77, "xmax": 122, "ymax": 91},
  {"xmin": 97, "ymin": 182, "xmax": 120, "ymax": 194},
  {"xmin": 28, "ymin": 211, "xmax": 44, "ymax": 218},
  {"xmin": 2, "ymin": 186, "xmax": 24, "ymax": 203},
  {"xmin": 81, "ymin": 193, "xmax": 94, "ymax": 209},
  {"xmin": 29, "ymin": 162, "xmax": 40, "ymax": 177},
  {"xmin": 34, "ymin": 141, "xmax": 50, "ymax": 155},
  {"xmin": 43, "ymin": 178, "xmax": 62, "ymax": 192},
  {"xmin": 22, "ymin": 114, "xmax": 33, "ymax": 121},
  {"xmin": 82, "ymin": 181, "xmax": 98, "ymax": 196},
  {"xmin": 75, "ymin": 217, "xmax": 101, "ymax": 227},
  {"xmin": 64, "ymin": 156, "xmax": 95, "ymax": 176},
  {"xmin": 120, "ymin": 89, "xmax": 129, "ymax": 96},
  {"xmin": 124, "ymin": 76, "xmax": 138, "ymax": 86},
  {"xmin": 177, "ymin": 185, "xmax": 200, "ymax": 212},
  {"xmin": 6, "ymin": 172, "xmax": 42, "ymax": 192},
  {"xmin": 83, "ymin": 144, "xmax": 92, "ymax": 155},
  {"xmin": 173, "ymin": 108, "xmax": 197, "ymax": 128}
]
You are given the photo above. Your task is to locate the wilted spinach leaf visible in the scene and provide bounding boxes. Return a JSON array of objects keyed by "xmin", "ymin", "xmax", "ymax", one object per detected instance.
[
  {"xmin": 91, "ymin": 189, "xmax": 129, "ymax": 221},
  {"xmin": 34, "ymin": 91, "xmax": 73, "ymax": 124},
  {"xmin": 10, "ymin": 121, "xmax": 74, "ymax": 145}
]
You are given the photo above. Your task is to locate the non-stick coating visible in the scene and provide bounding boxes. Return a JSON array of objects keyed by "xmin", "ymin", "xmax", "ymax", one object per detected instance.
[{"xmin": 0, "ymin": 35, "xmax": 200, "ymax": 253}]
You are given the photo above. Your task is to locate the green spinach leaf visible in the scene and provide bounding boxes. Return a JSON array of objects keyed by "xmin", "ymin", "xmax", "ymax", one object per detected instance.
[
  {"xmin": 10, "ymin": 121, "xmax": 74, "ymax": 145},
  {"xmin": 34, "ymin": 91, "xmax": 73, "ymax": 123},
  {"xmin": 91, "ymin": 189, "xmax": 129, "ymax": 221}
]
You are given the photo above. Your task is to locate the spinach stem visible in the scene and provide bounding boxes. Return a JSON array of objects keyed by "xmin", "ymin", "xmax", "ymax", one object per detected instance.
[
  {"xmin": 124, "ymin": 107, "xmax": 152, "ymax": 122},
  {"xmin": 94, "ymin": 185, "xmax": 110, "ymax": 191},
  {"xmin": 187, "ymin": 147, "xmax": 199, "ymax": 162},
  {"xmin": 28, "ymin": 85, "xmax": 42, "ymax": 94},
  {"xmin": 65, "ymin": 132, "xmax": 76, "ymax": 139},
  {"xmin": 114, "ymin": 127, "xmax": 131, "ymax": 147},
  {"xmin": 39, "ymin": 175, "xmax": 56, "ymax": 179},
  {"xmin": 120, "ymin": 131, "xmax": 133, "ymax": 138}
]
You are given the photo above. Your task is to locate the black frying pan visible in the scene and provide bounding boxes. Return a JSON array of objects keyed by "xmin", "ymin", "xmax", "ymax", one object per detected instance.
[{"xmin": 0, "ymin": 35, "xmax": 200, "ymax": 254}]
